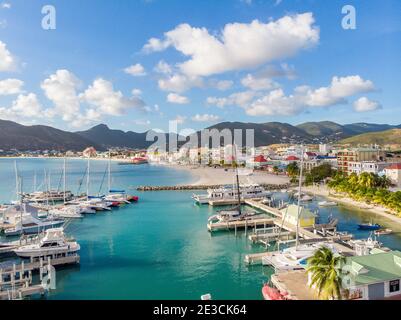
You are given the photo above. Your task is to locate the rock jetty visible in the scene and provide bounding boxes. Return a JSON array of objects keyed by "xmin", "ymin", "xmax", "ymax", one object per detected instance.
[{"xmin": 136, "ymin": 184, "xmax": 290, "ymax": 191}]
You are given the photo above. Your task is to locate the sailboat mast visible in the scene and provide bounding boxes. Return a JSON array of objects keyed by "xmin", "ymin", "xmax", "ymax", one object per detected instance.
[
  {"xmin": 108, "ymin": 151, "xmax": 111, "ymax": 194},
  {"xmin": 295, "ymin": 145, "xmax": 304, "ymax": 250},
  {"xmin": 33, "ymin": 170, "xmax": 37, "ymax": 192},
  {"xmin": 63, "ymin": 157, "xmax": 66, "ymax": 204},
  {"xmin": 14, "ymin": 160, "xmax": 19, "ymax": 200},
  {"xmin": 233, "ymin": 144, "xmax": 241, "ymax": 214},
  {"xmin": 86, "ymin": 157, "xmax": 90, "ymax": 201}
]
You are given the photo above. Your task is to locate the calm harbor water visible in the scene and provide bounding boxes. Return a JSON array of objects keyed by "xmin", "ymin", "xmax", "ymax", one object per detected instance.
[{"xmin": 1, "ymin": 158, "xmax": 401, "ymax": 300}]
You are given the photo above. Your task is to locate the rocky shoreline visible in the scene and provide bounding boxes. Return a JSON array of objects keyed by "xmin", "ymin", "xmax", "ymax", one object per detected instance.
[{"xmin": 136, "ymin": 183, "xmax": 290, "ymax": 191}]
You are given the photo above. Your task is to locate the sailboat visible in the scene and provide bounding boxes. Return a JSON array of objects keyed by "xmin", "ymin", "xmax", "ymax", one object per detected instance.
[
  {"xmin": 208, "ymin": 145, "xmax": 257, "ymax": 224},
  {"xmin": 104, "ymin": 151, "xmax": 139, "ymax": 205}
]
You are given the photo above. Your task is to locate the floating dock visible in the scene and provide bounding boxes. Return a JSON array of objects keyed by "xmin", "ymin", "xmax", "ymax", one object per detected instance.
[{"xmin": 207, "ymin": 217, "xmax": 275, "ymax": 233}]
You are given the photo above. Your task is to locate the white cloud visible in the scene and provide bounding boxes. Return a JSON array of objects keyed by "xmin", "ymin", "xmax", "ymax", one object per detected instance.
[
  {"xmin": 80, "ymin": 78, "xmax": 146, "ymax": 116},
  {"xmin": 1, "ymin": 2, "xmax": 11, "ymax": 9},
  {"xmin": 0, "ymin": 93, "xmax": 45, "ymax": 121},
  {"xmin": 305, "ymin": 75, "xmax": 375, "ymax": 107},
  {"xmin": 191, "ymin": 113, "xmax": 220, "ymax": 122},
  {"xmin": 11, "ymin": 93, "xmax": 43, "ymax": 117},
  {"xmin": 215, "ymin": 80, "xmax": 233, "ymax": 91},
  {"xmin": 154, "ymin": 60, "xmax": 173, "ymax": 74},
  {"xmin": 167, "ymin": 93, "xmax": 190, "ymax": 104},
  {"xmin": 0, "ymin": 41, "xmax": 15, "ymax": 71},
  {"xmin": 211, "ymin": 75, "xmax": 376, "ymax": 116},
  {"xmin": 0, "ymin": 79, "xmax": 24, "ymax": 95},
  {"xmin": 241, "ymin": 73, "xmax": 279, "ymax": 91},
  {"xmin": 353, "ymin": 97, "xmax": 382, "ymax": 112},
  {"xmin": 132, "ymin": 88, "xmax": 142, "ymax": 96},
  {"xmin": 41, "ymin": 69, "xmax": 81, "ymax": 122},
  {"xmin": 158, "ymin": 73, "xmax": 203, "ymax": 93},
  {"xmin": 124, "ymin": 63, "xmax": 146, "ymax": 76},
  {"xmin": 207, "ymin": 90, "xmax": 257, "ymax": 108},
  {"xmin": 143, "ymin": 13, "xmax": 319, "ymax": 77},
  {"xmin": 245, "ymin": 88, "xmax": 304, "ymax": 116}
]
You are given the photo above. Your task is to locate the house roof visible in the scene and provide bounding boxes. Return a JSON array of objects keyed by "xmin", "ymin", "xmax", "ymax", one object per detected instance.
[
  {"xmin": 344, "ymin": 251, "xmax": 401, "ymax": 286},
  {"xmin": 254, "ymin": 155, "xmax": 267, "ymax": 162},
  {"xmin": 286, "ymin": 156, "xmax": 299, "ymax": 161},
  {"xmin": 386, "ymin": 163, "xmax": 401, "ymax": 170}
]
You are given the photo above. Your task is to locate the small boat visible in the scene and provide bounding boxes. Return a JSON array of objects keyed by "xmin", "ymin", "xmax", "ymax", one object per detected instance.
[
  {"xmin": 318, "ymin": 201, "xmax": 337, "ymax": 207},
  {"xmin": 374, "ymin": 228, "xmax": 392, "ymax": 236},
  {"xmin": 13, "ymin": 228, "xmax": 80, "ymax": 258},
  {"xmin": 4, "ymin": 214, "xmax": 65, "ymax": 237},
  {"xmin": 48, "ymin": 206, "xmax": 84, "ymax": 219},
  {"xmin": 262, "ymin": 283, "xmax": 287, "ymax": 300},
  {"xmin": 358, "ymin": 223, "xmax": 381, "ymax": 231}
]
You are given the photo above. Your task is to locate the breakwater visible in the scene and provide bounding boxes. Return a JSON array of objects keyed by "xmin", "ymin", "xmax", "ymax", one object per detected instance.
[{"xmin": 136, "ymin": 184, "xmax": 290, "ymax": 191}]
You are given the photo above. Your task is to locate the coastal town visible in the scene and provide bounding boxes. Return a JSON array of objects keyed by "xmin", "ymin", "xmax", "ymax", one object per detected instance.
[
  {"xmin": 1, "ymin": 0, "xmax": 400, "ymax": 308},
  {"xmin": 1, "ymin": 139, "xmax": 401, "ymax": 300}
]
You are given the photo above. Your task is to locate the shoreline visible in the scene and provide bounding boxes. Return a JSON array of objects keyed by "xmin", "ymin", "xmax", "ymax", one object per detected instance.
[
  {"xmin": 0, "ymin": 156, "xmax": 130, "ymax": 162},
  {"xmin": 303, "ymin": 185, "xmax": 401, "ymax": 228},
  {"xmin": 165, "ymin": 164, "xmax": 290, "ymax": 186}
]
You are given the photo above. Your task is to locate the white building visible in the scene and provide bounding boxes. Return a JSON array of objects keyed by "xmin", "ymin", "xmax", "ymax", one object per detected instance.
[
  {"xmin": 384, "ymin": 163, "xmax": 401, "ymax": 188},
  {"xmin": 348, "ymin": 161, "xmax": 388, "ymax": 175}
]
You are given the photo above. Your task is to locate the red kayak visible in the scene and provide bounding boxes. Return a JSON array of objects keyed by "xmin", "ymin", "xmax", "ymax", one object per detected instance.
[{"xmin": 128, "ymin": 195, "xmax": 139, "ymax": 202}]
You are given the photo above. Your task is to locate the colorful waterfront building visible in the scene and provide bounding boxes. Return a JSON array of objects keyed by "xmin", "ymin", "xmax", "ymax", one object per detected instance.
[
  {"xmin": 339, "ymin": 250, "xmax": 401, "ymax": 300},
  {"xmin": 337, "ymin": 148, "xmax": 386, "ymax": 174}
]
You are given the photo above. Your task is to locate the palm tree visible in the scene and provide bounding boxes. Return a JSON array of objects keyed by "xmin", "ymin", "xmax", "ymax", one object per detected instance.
[{"xmin": 307, "ymin": 247, "xmax": 345, "ymax": 300}]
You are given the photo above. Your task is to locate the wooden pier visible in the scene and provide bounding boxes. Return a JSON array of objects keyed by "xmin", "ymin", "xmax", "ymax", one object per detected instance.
[
  {"xmin": 0, "ymin": 254, "xmax": 78, "ymax": 300},
  {"xmin": 207, "ymin": 218, "xmax": 275, "ymax": 233}
]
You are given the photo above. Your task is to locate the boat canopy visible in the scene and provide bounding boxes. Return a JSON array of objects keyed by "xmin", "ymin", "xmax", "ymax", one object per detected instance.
[{"xmin": 109, "ymin": 190, "xmax": 126, "ymax": 193}]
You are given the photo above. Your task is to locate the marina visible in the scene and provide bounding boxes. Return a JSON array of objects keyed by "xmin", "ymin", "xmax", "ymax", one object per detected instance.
[{"xmin": 1, "ymin": 158, "xmax": 401, "ymax": 299}]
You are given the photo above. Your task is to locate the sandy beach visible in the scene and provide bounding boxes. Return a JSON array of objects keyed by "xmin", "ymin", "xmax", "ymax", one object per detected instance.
[
  {"xmin": 303, "ymin": 185, "xmax": 401, "ymax": 227},
  {"xmin": 169, "ymin": 165, "xmax": 290, "ymax": 186}
]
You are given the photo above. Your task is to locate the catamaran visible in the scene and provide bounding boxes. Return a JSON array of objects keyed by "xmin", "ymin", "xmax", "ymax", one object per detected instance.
[
  {"xmin": 262, "ymin": 242, "xmax": 338, "ymax": 271},
  {"xmin": 193, "ymin": 184, "xmax": 271, "ymax": 205},
  {"xmin": 13, "ymin": 228, "xmax": 80, "ymax": 258}
]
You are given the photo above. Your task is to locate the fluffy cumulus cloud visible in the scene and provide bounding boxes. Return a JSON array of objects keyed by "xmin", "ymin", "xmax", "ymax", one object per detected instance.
[
  {"xmin": 41, "ymin": 69, "xmax": 81, "ymax": 122},
  {"xmin": 154, "ymin": 60, "xmax": 173, "ymax": 75},
  {"xmin": 0, "ymin": 41, "xmax": 15, "ymax": 71},
  {"xmin": 241, "ymin": 73, "xmax": 279, "ymax": 91},
  {"xmin": 209, "ymin": 75, "xmax": 377, "ymax": 116},
  {"xmin": 191, "ymin": 113, "xmax": 220, "ymax": 122},
  {"xmin": 305, "ymin": 75, "xmax": 375, "ymax": 107},
  {"xmin": 1, "ymin": 2, "xmax": 11, "ymax": 9},
  {"xmin": 80, "ymin": 78, "xmax": 146, "ymax": 116},
  {"xmin": 124, "ymin": 63, "xmax": 146, "ymax": 76},
  {"xmin": 353, "ymin": 97, "xmax": 382, "ymax": 112},
  {"xmin": 143, "ymin": 13, "xmax": 319, "ymax": 77},
  {"xmin": 167, "ymin": 93, "xmax": 190, "ymax": 104},
  {"xmin": 158, "ymin": 73, "xmax": 203, "ymax": 93},
  {"xmin": 0, "ymin": 93, "xmax": 44, "ymax": 120},
  {"xmin": 207, "ymin": 90, "xmax": 257, "ymax": 108},
  {"xmin": 0, "ymin": 79, "xmax": 24, "ymax": 95},
  {"xmin": 215, "ymin": 80, "xmax": 233, "ymax": 91}
]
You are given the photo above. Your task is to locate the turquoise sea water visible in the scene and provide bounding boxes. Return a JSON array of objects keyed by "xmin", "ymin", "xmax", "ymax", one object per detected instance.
[{"xmin": 1, "ymin": 158, "xmax": 401, "ymax": 300}]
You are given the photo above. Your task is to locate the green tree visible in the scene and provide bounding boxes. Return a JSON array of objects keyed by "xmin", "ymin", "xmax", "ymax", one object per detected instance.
[{"xmin": 307, "ymin": 247, "xmax": 345, "ymax": 300}]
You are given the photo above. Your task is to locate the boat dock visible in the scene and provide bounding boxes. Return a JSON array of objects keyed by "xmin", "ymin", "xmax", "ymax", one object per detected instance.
[
  {"xmin": 207, "ymin": 217, "xmax": 275, "ymax": 233},
  {"xmin": 0, "ymin": 255, "xmax": 76, "ymax": 300},
  {"xmin": 208, "ymin": 199, "xmax": 245, "ymax": 206}
]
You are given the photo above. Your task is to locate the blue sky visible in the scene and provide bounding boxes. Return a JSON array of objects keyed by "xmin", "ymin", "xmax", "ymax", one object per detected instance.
[{"xmin": 0, "ymin": 0, "xmax": 400, "ymax": 132}]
